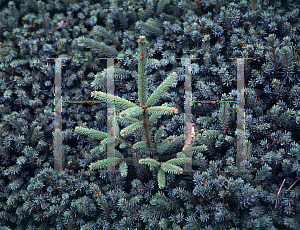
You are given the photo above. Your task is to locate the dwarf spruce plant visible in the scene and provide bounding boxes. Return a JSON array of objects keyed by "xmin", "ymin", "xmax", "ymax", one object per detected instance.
[{"xmin": 74, "ymin": 35, "xmax": 206, "ymax": 189}]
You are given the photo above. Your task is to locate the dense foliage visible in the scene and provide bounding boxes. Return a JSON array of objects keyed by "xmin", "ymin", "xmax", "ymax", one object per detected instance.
[{"xmin": 0, "ymin": 0, "xmax": 300, "ymax": 229}]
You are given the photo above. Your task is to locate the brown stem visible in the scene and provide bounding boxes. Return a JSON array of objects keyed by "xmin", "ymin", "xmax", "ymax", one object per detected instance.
[{"xmin": 141, "ymin": 104, "xmax": 151, "ymax": 151}]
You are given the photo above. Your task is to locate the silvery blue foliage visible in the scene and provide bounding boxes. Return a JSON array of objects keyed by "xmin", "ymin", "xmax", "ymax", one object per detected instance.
[{"xmin": 0, "ymin": 0, "xmax": 300, "ymax": 229}]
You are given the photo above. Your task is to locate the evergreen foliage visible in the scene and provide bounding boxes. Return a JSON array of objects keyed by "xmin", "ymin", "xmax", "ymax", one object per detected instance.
[{"xmin": 0, "ymin": 0, "xmax": 299, "ymax": 229}]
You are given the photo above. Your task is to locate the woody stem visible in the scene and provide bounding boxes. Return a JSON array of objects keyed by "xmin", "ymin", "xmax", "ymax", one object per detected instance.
[{"xmin": 141, "ymin": 104, "xmax": 151, "ymax": 150}]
